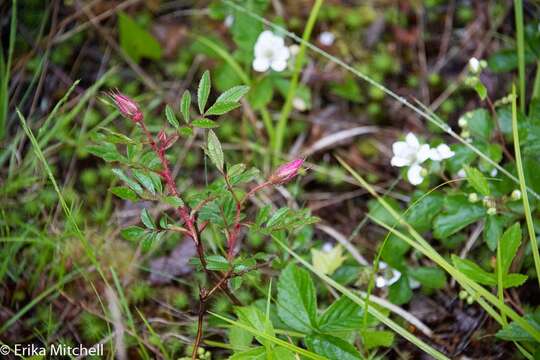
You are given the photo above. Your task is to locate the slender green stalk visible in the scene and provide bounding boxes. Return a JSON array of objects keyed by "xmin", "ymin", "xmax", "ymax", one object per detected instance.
[
  {"xmin": 496, "ymin": 240, "xmax": 507, "ymax": 325},
  {"xmin": 511, "ymin": 85, "xmax": 540, "ymax": 288},
  {"xmin": 272, "ymin": 0, "xmax": 323, "ymax": 164},
  {"xmin": 0, "ymin": 0, "xmax": 17, "ymax": 140},
  {"xmin": 514, "ymin": 0, "xmax": 526, "ymax": 112},
  {"xmin": 532, "ymin": 61, "xmax": 540, "ymax": 100}
]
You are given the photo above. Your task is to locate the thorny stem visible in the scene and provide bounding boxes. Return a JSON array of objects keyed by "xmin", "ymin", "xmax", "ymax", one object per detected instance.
[
  {"xmin": 136, "ymin": 117, "xmax": 241, "ymax": 357},
  {"xmin": 226, "ymin": 180, "xmax": 271, "ymax": 260}
]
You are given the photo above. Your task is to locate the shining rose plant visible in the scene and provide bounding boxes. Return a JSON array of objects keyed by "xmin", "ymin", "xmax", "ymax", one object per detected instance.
[{"xmin": 94, "ymin": 72, "xmax": 317, "ymax": 358}]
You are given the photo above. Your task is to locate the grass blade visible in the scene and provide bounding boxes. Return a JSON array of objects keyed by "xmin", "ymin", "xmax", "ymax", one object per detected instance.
[
  {"xmin": 511, "ymin": 84, "xmax": 540, "ymax": 288},
  {"xmin": 514, "ymin": 0, "xmax": 526, "ymax": 112},
  {"xmin": 273, "ymin": 0, "xmax": 323, "ymax": 164}
]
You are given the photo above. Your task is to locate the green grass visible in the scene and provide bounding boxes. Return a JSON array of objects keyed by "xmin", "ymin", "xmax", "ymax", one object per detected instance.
[
  {"xmin": 0, "ymin": 0, "xmax": 17, "ymax": 140},
  {"xmin": 511, "ymin": 84, "xmax": 540, "ymax": 288},
  {"xmin": 272, "ymin": 0, "xmax": 323, "ymax": 165},
  {"xmin": 514, "ymin": 0, "xmax": 526, "ymax": 112}
]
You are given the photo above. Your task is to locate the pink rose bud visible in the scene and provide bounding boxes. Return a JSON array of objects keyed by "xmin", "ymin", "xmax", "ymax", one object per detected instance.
[
  {"xmin": 269, "ymin": 159, "xmax": 304, "ymax": 184},
  {"xmin": 109, "ymin": 91, "xmax": 143, "ymax": 123}
]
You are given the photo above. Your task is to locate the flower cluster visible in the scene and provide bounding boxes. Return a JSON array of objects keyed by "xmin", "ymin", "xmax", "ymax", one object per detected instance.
[{"xmin": 391, "ymin": 133, "xmax": 454, "ymax": 185}]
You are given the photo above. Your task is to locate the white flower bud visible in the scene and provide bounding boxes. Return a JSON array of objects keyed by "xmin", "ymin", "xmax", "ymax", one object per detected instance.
[
  {"xmin": 468, "ymin": 193, "xmax": 479, "ymax": 203},
  {"xmin": 511, "ymin": 189, "xmax": 522, "ymax": 201}
]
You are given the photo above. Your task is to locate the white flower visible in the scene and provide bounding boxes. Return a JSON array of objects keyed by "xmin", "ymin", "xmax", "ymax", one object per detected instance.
[
  {"xmin": 391, "ymin": 133, "xmax": 431, "ymax": 168},
  {"xmin": 407, "ymin": 164, "xmax": 426, "ymax": 185},
  {"xmin": 457, "ymin": 168, "xmax": 467, "ymax": 178},
  {"xmin": 224, "ymin": 15, "xmax": 234, "ymax": 28},
  {"xmin": 292, "ymin": 97, "xmax": 307, "ymax": 111},
  {"xmin": 469, "ymin": 57, "xmax": 481, "ymax": 73},
  {"xmin": 429, "ymin": 143, "xmax": 455, "ymax": 161},
  {"xmin": 322, "ymin": 242, "xmax": 334, "ymax": 253},
  {"xmin": 391, "ymin": 133, "xmax": 431, "ymax": 185},
  {"xmin": 318, "ymin": 31, "xmax": 335, "ymax": 46},
  {"xmin": 253, "ymin": 31, "xmax": 290, "ymax": 72},
  {"xmin": 490, "ymin": 168, "xmax": 498, "ymax": 177},
  {"xmin": 375, "ymin": 262, "xmax": 402, "ymax": 288}
]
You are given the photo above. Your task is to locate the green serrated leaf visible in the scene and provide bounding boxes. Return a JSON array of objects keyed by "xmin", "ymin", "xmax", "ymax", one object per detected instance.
[
  {"xmin": 141, "ymin": 208, "xmax": 155, "ymax": 229},
  {"xmin": 121, "ymin": 226, "xmax": 145, "ymax": 241},
  {"xmin": 192, "ymin": 118, "xmax": 218, "ymax": 128},
  {"xmin": 86, "ymin": 143, "xmax": 125, "ymax": 163},
  {"xmin": 452, "ymin": 255, "xmax": 496, "ymax": 285},
  {"xmin": 164, "ymin": 195, "xmax": 184, "ymax": 207},
  {"xmin": 464, "ymin": 166, "xmax": 490, "ymax": 196},
  {"xmin": 360, "ymin": 330, "xmax": 394, "ymax": 350},
  {"xmin": 110, "ymin": 186, "xmax": 139, "ymax": 201},
  {"xmin": 206, "ymin": 255, "xmax": 230, "ymax": 271},
  {"xmin": 216, "ymin": 85, "xmax": 250, "ymax": 103},
  {"xmin": 305, "ymin": 334, "xmax": 362, "ymax": 360},
  {"xmin": 197, "ymin": 70, "xmax": 211, "ymax": 114},
  {"xmin": 132, "ymin": 170, "xmax": 155, "ymax": 194},
  {"xmin": 111, "ymin": 168, "xmax": 143, "ymax": 194},
  {"xmin": 277, "ymin": 263, "xmax": 318, "ymax": 333},
  {"xmin": 165, "ymin": 105, "xmax": 179, "ymax": 128},
  {"xmin": 207, "ymin": 130, "xmax": 224, "ymax": 171},
  {"xmin": 499, "ymin": 223, "xmax": 522, "ymax": 275},
  {"xmin": 181, "ymin": 90, "xmax": 191, "ymax": 123},
  {"xmin": 178, "ymin": 126, "xmax": 194, "ymax": 137},
  {"xmin": 408, "ymin": 266, "xmax": 447, "ymax": 289},
  {"xmin": 318, "ymin": 296, "xmax": 374, "ymax": 333},
  {"xmin": 205, "ymin": 101, "xmax": 240, "ymax": 116}
]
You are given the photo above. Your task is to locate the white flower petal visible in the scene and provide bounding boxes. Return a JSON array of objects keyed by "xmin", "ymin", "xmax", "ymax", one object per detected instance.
[
  {"xmin": 258, "ymin": 30, "xmax": 274, "ymax": 43},
  {"xmin": 407, "ymin": 164, "xmax": 425, "ymax": 185},
  {"xmin": 375, "ymin": 276, "xmax": 387, "ymax": 288},
  {"xmin": 392, "ymin": 141, "xmax": 409, "ymax": 155},
  {"xmin": 469, "ymin": 57, "xmax": 480, "ymax": 73},
  {"xmin": 270, "ymin": 59, "xmax": 287, "ymax": 72},
  {"xmin": 436, "ymin": 144, "xmax": 454, "ymax": 159},
  {"xmin": 319, "ymin": 31, "xmax": 335, "ymax": 46},
  {"xmin": 292, "ymin": 97, "xmax": 307, "ymax": 111},
  {"xmin": 416, "ymin": 144, "xmax": 431, "ymax": 163},
  {"xmin": 429, "ymin": 144, "xmax": 455, "ymax": 161},
  {"xmin": 387, "ymin": 269, "xmax": 402, "ymax": 286},
  {"xmin": 224, "ymin": 15, "xmax": 234, "ymax": 28},
  {"xmin": 405, "ymin": 132, "xmax": 420, "ymax": 149},
  {"xmin": 253, "ymin": 57, "xmax": 270, "ymax": 72},
  {"xmin": 391, "ymin": 156, "xmax": 411, "ymax": 167},
  {"xmin": 274, "ymin": 46, "xmax": 290, "ymax": 61}
]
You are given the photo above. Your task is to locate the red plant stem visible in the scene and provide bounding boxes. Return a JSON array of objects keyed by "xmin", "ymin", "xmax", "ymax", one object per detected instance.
[
  {"xmin": 137, "ymin": 121, "xmax": 208, "ymax": 268},
  {"xmin": 226, "ymin": 181, "xmax": 271, "ymax": 260}
]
